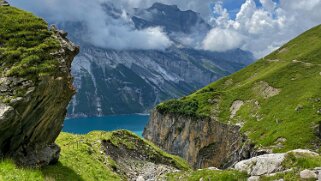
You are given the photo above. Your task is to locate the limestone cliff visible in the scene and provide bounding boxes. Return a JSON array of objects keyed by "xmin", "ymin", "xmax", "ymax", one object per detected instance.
[
  {"xmin": 0, "ymin": 4, "xmax": 79, "ymax": 167},
  {"xmin": 144, "ymin": 110, "xmax": 255, "ymax": 169}
]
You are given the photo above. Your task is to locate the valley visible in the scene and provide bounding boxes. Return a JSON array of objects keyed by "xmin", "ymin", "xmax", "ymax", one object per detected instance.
[{"xmin": 1, "ymin": 1, "xmax": 321, "ymax": 181}]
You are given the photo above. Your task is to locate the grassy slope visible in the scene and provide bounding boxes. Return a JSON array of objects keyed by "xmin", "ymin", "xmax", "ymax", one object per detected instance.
[
  {"xmin": 0, "ymin": 130, "xmax": 190, "ymax": 181},
  {"xmin": 2, "ymin": 131, "xmax": 320, "ymax": 181},
  {"xmin": 157, "ymin": 25, "xmax": 321, "ymax": 152},
  {"xmin": 167, "ymin": 169, "xmax": 248, "ymax": 181},
  {"xmin": 0, "ymin": 6, "xmax": 60, "ymax": 78},
  {"xmin": 167, "ymin": 152, "xmax": 321, "ymax": 181}
]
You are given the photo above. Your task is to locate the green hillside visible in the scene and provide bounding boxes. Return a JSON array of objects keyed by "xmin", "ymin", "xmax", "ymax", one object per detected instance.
[
  {"xmin": 157, "ymin": 25, "xmax": 321, "ymax": 152},
  {"xmin": 0, "ymin": 130, "xmax": 190, "ymax": 181}
]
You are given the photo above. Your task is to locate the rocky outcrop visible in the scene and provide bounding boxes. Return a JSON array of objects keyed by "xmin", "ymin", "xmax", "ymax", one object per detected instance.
[
  {"xmin": 0, "ymin": 0, "xmax": 9, "ymax": 6},
  {"xmin": 0, "ymin": 26, "xmax": 79, "ymax": 167},
  {"xmin": 234, "ymin": 149, "xmax": 321, "ymax": 179},
  {"xmin": 100, "ymin": 130, "xmax": 187, "ymax": 181},
  {"xmin": 143, "ymin": 110, "xmax": 255, "ymax": 169},
  {"xmin": 234, "ymin": 153, "xmax": 286, "ymax": 176}
]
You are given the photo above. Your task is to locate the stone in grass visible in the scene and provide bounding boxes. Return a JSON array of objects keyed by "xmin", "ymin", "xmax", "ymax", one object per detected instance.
[
  {"xmin": 295, "ymin": 105, "xmax": 303, "ymax": 112},
  {"xmin": 248, "ymin": 176, "xmax": 260, "ymax": 181},
  {"xmin": 234, "ymin": 153, "xmax": 285, "ymax": 176},
  {"xmin": 136, "ymin": 176, "xmax": 145, "ymax": 181},
  {"xmin": 300, "ymin": 169, "xmax": 317, "ymax": 179}
]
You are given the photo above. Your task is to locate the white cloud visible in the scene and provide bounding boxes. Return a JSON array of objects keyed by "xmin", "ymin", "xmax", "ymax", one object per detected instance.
[
  {"xmin": 90, "ymin": 26, "xmax": 172, "ymax": 50},
  {"xmin": 260, "ymin": 0, "xmax": 276, "ymax": 11},
  {"xmin": 9, "ymin": 0, "xmax": 321, "ymax": 56},
  {"xmin": 10, "ymin": 0, "xmax": 172, "ymax": 50},
  {"xmin": 204, "ymin": 0, "xmax": 321, "ymax": 58},
  {"xmin": 202, "ymin": 28, "xmax": 244, "ymax": 52}
]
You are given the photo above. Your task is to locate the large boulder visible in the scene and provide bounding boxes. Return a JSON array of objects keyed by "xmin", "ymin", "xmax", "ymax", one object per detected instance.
[
  {"xmin": 234, "ymin": 153, "xmax": 285, "ymax": 176},
  {"xmin": 0, "ymin": 5, "xmax": 79, "ymax": 168},
  {"xmin": 234, "ymin": 149, "xmax": 320, "ymax": 178}
]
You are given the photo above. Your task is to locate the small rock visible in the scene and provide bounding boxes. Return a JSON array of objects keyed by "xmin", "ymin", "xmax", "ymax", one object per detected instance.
[
  {"xmin": 300, "ymin": 169, "xmax": 317, "ymax": 179},
  {"xmin": 58, "ymin": 30, "xmax": 68, "ymax": 38},
  {"xmin": 247, "ymin": 176, "xmax": 260, "ymax": 181},
  {"xmin": 9, "ymin": 97, "xmax": 23, "ymax": 106},
  {"xmin": 207, "ymin": 99, "xmax": 217, "ymax": 104},
  {"xmin": 207, "ymin": 167, "xmax": 220, "ymax": 171},
  {"xmin": 136, "ymin": 176, "xmax": 145, "ymax": 181},
  {"xmin": 0, "ymin": 85, "xmax": 9, "ymax": 92},
  {"xmin": 255, "ymin": 149, "xmax": 272, "ymax": 156},
  {"xmin": 295, "ymin": 105, "xmax": 303, "ymax": 111},
  {"xmin": 230, "ymin": 100, "xmax": 244, "ymax": 118},
  {"xmin": 288, "ymin": 149, "xmax": 319, "ymax": 157},
  {"xmin": 276, "ymin": 137, "xmax": 287, "ymax": 143}
]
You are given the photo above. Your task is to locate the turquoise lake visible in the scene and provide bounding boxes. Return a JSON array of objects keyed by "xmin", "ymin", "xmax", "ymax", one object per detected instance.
[{"xmin": 63, "ymin": 114, "xmax": 149, "ymax": 136}]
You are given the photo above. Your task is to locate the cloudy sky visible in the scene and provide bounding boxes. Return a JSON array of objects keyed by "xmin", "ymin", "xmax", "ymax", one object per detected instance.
[{"xmin": 9, "ymin": 0, "xmax": 321, "ymax": 58}]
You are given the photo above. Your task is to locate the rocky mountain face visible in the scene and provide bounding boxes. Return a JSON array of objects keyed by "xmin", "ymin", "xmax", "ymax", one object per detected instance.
[
  {"xmin": 144, "ymin": 111, "xmax": 255, "ymax": 169},
  {"xmin": 0, "ymin": 4, "xmax": 78, "ymax": 167},
  {"xmin": 144, "ymin": 24, "xmax": 321, "ymax": 169},
  {"xmin": 68, "ymin": 47, "xmax": 252, "ymax": 117},
  {"xmin": 62, "ymin": 2, "xmax": 254, "ymax": 117},
  {"xmin": 132, "ymin": 2, "xmax": 211, "ymax": 35}
]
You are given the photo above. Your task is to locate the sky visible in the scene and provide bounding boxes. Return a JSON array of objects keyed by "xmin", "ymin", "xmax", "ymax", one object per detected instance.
[{"xmin": 8, "ymin": 0, "xmax": 321, "ymax": 58}]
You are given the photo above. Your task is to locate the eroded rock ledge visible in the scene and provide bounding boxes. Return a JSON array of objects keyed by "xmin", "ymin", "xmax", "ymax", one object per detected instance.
[
  {"xmin": 143, "ymin": 110, "xmax": 256, "ymax": 169},
  {"xmin": 0, "ymin": 25, "xmax": 79, "ymax": 167}
]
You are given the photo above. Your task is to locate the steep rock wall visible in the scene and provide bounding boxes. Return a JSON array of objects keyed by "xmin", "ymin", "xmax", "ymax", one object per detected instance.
[{"xmin": 143, "ymin": 110, "xmax": 253, "ymax": 169}]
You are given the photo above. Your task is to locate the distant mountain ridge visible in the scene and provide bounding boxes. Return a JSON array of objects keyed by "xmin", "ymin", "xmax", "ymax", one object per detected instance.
[
  {"xmin": 63, "ymin": 2, "xmax": 254, "ymax": 117},
  {"xmin": 133, "ymin": 2, "xmax": 211, "ymax": 34}
]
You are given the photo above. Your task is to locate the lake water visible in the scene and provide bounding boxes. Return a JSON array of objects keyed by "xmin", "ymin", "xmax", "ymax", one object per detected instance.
[{"xmin": 63, "ymin": 114, "xmax": 149, "ymax": 136}]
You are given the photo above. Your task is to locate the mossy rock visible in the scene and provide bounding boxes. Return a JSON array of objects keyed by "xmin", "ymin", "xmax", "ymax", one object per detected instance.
[{"xmin": 0, "ymin": 6, "xmax": 61, "ymax": 78}]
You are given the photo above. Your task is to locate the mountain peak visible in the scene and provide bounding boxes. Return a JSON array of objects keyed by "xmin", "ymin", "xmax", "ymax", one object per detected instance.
[
  {"xmin": 133, "ymin": 2, "xmax": 211, "ymax": 34},
  {"xmin": 150, "ymin": 2, "xmax": 179, "ymax": 11}
]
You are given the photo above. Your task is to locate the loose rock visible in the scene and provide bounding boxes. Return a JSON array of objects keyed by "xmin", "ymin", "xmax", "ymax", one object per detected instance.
[
  {"xmin": 300, "ymin": 169, "xmax": 317, "ymax": 179},
  {"xmin": 234, "ymin": 153, "xmax": 285, "ymax": 176}
]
